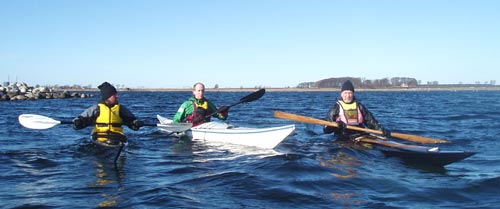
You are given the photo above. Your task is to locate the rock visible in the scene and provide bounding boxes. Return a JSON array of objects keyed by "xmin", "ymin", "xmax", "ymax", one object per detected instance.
[
  {"xmin": 1, "ymin": 94, "xmax": 9, "ymax": 101},
  {"xmin": 11, "ymin": 95, "xmax": 26, "ymax": 101},
  {"xmin": 0, "ymin": 82, "xmax": 95, "ymax": 101}
]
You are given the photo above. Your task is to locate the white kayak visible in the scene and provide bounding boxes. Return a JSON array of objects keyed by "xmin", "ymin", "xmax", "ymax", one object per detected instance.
[
  {"xmin": 156, "ymin": 115, "xmax": 193, "ymax": 133},
  {"xmin": 156, "ymin": 115, "xmax": 295, "ymax": 149}
]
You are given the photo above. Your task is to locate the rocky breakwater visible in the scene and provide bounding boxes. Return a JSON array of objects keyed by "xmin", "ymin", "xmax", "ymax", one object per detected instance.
[{"xmin": 0, "ymin": 82, "xmax": 95, "ymax": 101}]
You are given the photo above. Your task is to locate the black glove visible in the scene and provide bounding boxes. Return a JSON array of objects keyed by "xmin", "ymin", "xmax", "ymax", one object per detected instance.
[
  {"xmin": 217, "ymin": 105, "xmax": 230, "ymax": 113},
  {"xmin": 336, "ymin": 121, "xmax": 346, "ymax": 131},
  {"xmin": 382, "ymin": 128, "xmax": 391, "ymax": 137},
  {"xmin": 130, "ymin": 120, "xmax": 144, "ymax": 131},
  {"xmin": 72, "ymin": 116, "xmax": 85, "ymax": 130},
  {"xmin": 217, "ymin": 106, "xmax": 229, "ymax": 117},
  {"xmin": 323, "ymin": 125, "xmax": 335, "ymax": 134}
]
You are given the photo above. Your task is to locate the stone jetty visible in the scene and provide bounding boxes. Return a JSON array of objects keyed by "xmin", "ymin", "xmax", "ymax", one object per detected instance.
[{"xmin": 0, "ymin": 82, "xmax": 95, "ymax": 101}]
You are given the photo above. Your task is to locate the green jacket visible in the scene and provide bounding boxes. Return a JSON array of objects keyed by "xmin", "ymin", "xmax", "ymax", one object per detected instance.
[{"xmin": 173, "ymin": 97, "xmax": 227, "ymax": 124}]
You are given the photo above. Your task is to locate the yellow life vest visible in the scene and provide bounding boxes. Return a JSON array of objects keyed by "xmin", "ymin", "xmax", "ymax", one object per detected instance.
[
  {"xmin": 93, "ymin": 103, "xmax": 124, "ymax": 135},
  {"xmin": 195, "ymin": 100, "xmax": 208, "ymax": 110},
  {"xmin": 337, "ymin": 100, "xmax": 364, "ymax": 125}
]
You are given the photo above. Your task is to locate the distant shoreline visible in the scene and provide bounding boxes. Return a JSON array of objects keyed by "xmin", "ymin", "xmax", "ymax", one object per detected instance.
[{"xmin": 65, "ymin": 86, "xmax": 500, "ymax": 92}]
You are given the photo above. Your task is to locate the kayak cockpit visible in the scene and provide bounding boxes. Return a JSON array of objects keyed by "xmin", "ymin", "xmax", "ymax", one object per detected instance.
[{"xmin": 91, "ymin": 132, "xmax": 127, "ymax": 148}]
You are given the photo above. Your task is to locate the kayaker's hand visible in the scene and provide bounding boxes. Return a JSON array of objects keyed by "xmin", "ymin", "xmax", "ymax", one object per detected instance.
[
  {"xmin": 382, "ymin": 128, "xmax": 391, "ymax": 137},
  {"xmin": 323, "ymin": 125, "xmax": 335, "ymax": 134},
  {"xmin": 72, "ymin": 116, "xmax": 85, "ymax": 130},
  {"xmin": 217, "ymin": 106, "xmax": 229, "ymax": 118},
  {"xmin": 130, "ymin": 120, "xmax": 144, "ymax": 131},
  {"xmin": 337, "ymin": 121, "xmax": 346, "ymax": 131},
  {"xmin": 217, "ymin": 105, "xmax": 230, "ymax": 113}
]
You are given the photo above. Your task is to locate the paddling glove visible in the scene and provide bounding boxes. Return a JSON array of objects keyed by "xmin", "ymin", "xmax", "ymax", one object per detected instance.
[
  {"xmin": 72, "ymin": 116, "xmax": 85, "ymax": 130},
  {"xmin": 130, "ymin": 120, "xmax": 144, "ymax": 131},
  {"xmin": 217, "ymin": 106, "xmax": 229, "ymax": 118},
  {"xmin": 337, "ymin": 121, "xmax": 346, "ymax": 131},
  {"xmin": 323, "ymin": 125, "xmax": 335, "ymax": 134},
  {"xmin": 382, "ymin": 128, "xmax": 391, "ymax": 137},
  {"xmin": 217, "ymin": 106, "xmax": 230, "ymax": 114}
]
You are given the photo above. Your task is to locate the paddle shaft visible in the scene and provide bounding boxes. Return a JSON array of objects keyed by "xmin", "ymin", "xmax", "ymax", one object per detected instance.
[
  {"xmin": 273, "ymin": 111, "xmax": 449, "ymax": 144},
  {"xmin": 192, "ymin": 89, "xmax": 265, "ymax": 124},
  {"xmin": 142, "ymin": 123, "xmax": 161, "ymax": 127},
  {"xmin": 114, "ymin": 143, "xmax": 124, "ymax": 164},
  {"xmin": 19, "ymin": 113, "xmax": 161, "ymax": 129}
]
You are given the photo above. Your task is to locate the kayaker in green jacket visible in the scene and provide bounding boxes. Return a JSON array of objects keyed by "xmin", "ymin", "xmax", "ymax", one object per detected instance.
[
  {"xmin": 173, "ymin": 82, "xmax": 229, "ymax": 126},
  {"xmin": 323, "ymin": 80, "xmax": 391, "ymax": 140}
]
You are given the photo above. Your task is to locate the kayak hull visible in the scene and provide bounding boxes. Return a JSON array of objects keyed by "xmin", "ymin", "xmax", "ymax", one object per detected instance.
[
  {"xmin": 357, "ymin": 135, "xmax": 475, "ymax": 166},
  {"xmin": 378, "ymin": 147, "xmax": 475, "ymax": 167},
  {"xmin": 186, "ymin": 122, "xmax": 295, "ymax": 149},
  {"xmin": 157, "ymin": 116, "xmax": 295, "ymax": 149},
  {"xmin": 381, "ymin": 150, "xmax": 475, "ymax": 166}
]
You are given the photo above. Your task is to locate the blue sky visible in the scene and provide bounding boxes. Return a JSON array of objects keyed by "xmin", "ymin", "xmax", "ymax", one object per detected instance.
[{"xmin": 1, "ymin": 0, "xmax": 499, "ymax": 88}]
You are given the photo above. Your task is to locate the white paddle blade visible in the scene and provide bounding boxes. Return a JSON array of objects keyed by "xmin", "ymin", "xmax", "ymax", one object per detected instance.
[{"xmin": 18, "ymin": 114, "xmax": 62, "ymax": 129}]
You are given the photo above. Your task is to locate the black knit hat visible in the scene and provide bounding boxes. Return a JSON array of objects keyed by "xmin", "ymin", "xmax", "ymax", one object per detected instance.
[
  {"xmin": 98, "ymin": 82, "xmax": 117, "ymax": 100},
  {"xmin": 341, "ymin": 80, "xmax": 355, "ymax": 92}
]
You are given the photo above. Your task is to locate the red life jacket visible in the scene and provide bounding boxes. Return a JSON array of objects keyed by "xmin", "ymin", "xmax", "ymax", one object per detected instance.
[{"xmin": 186, "ymin": 100, "xmax": 213, "ymax": 126}]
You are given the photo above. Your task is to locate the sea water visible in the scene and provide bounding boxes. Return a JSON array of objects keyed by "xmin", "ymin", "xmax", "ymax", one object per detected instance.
[{"xmin": 1, "ymin": 90, "xmax": 499, "ymax": 208}]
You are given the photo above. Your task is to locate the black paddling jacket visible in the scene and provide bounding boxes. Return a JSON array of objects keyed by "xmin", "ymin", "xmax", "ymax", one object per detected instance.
[{"xmin": 76, "ymin": 102, "xmax": 138, "ymax": 130}]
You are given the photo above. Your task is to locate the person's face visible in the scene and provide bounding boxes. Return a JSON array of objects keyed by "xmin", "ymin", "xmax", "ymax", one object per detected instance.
[
  {"xmin": 193, "ymin": 84, "xmax": 205, "ymax": 100},
  {"xmin": 340, "ymin": 90, "xmax": 354, "ymax": 103},
  {"xmin": 105, "ymin": 94, "xmax": 118, "ymax": 105}
]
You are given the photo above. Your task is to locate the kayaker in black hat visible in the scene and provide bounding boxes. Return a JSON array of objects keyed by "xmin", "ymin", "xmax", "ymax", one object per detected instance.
[
  {"xmin": 72, "ymin": 81, "xmax": 143, "ymax": 145},
  {"xmin": 323, "ymin": 80, "xmax": 391, "ymax": 140}
]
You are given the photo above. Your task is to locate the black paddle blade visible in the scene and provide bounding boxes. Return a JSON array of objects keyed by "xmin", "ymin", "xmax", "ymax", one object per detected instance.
[
  {"xmin": 239, "ymin": 88, "xmax": 265, "ymax": 104},
  {"xmin": 193, "ymin": 88, "xmax": 266, "ymax": 124}
]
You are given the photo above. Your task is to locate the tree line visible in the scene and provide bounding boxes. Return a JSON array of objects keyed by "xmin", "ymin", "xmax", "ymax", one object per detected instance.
[
  {"xmin": 297, "ymin": 77, "xmax": 496, "ymax": 89},
  {"xmin": 297, "ymin": 77, "xmax": 419, "ymax": 89}
]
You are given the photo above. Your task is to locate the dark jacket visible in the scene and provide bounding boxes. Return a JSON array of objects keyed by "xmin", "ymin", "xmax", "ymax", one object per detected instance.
[
  {"xmin": 77, "ymin": 102, "xmax": 138, "ymax": 130},
  {"xmin": 323, "ymin": 99, "xmax": 384, "ymax": 139}
]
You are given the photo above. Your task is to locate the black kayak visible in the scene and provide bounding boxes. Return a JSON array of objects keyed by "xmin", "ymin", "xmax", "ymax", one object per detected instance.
[
  {"xmin": 90, "ymin": 132, "xmax": 128, "ymax": 164},
  {"xmin": 376, "ymin": 144, "xmax": 475, "ymax": 167},
  {"xmin": 357, "ymin": 136, "xmax": 476, "ymax": 167}
]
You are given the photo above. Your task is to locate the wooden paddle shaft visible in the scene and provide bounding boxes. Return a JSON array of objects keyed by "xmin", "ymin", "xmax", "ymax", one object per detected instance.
[{"xmin": 273, "ymin": 111, "xmax": 449, "ymax": 144}]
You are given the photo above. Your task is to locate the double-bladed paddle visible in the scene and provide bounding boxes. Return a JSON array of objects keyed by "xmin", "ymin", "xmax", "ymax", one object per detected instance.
[
  {"xmin": 273, "ymin": 111, "xmax": 449, "ymax": 144},
  {"xmin": 18, "ymin": 114, "xmax": 186, "ymax": 165},
  {"xmin": 18, "ymin": 114, "xmax": 73, "ymax": 129},
  {"xmin": 192, "ymin": 88, "xmax": 266, "ymax": 124},
  {"xmin": 18, "ymin": 114, "xmax": 189, "ymax": 131},
  {"xmin": 16, "ymin": 89, "xmax": 264, "ymax": 131}
]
